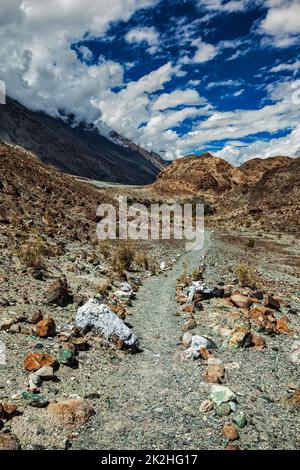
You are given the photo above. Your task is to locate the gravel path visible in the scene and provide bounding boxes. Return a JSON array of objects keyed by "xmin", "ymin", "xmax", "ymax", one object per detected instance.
[{"xmin": 73, "ymin": 236, "xmax": 215, "ymax": 450}]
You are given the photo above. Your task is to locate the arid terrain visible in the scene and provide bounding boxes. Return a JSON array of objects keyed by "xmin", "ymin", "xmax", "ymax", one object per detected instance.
[{"xmin": 0, "ymin": 143, "xmax": 299, "ymax": 450}]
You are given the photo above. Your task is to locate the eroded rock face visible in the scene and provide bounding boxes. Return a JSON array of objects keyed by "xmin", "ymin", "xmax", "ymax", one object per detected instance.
[{"xmin": 75, "ymin": 298, "xmax": 139, "ymax": 350}]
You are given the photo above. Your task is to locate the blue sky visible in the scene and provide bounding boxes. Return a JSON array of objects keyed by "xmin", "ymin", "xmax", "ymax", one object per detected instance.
[{"xmin": 1, "ymin": 0, "xmax": 300, "ymax": 164}]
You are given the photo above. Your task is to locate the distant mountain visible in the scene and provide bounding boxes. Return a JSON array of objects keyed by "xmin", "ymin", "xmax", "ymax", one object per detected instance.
[
  {"xmin": 0, "ymin": 98, "xmax": 165, "ymax": 185},
  {"xmin": 239, "ymin": 156, "xmax": 294, "ymax": 185},
  {"xmin": 154, "ymin": 152, "xmax": 247, "ymax": 194},
  {"xmin": 152, "ymin": 152, "xmax": 299, "ymax": 232}
]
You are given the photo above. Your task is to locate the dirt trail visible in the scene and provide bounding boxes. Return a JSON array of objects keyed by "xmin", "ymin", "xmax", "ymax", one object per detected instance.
[{"xmin": 74, "ymin": 236, "xmax": 214, "ymax": 450}]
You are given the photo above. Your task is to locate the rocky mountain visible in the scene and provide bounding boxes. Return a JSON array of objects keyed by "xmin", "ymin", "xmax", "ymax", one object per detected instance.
[
  {"xmin": 239, "ymin": 156, "xmax": 294, "ymax": 185},
  {"xmin": 0, "ymin": 98, "xmax": 165, "ymax": 185},
  {"xmin": 154, "ymin": 152, "xmax": 247, "ymax": 195},
  {"xmin": 153, "ymin": 152, "xmax": 299, "ymax": 232},
  {"xmin": 0, "ymin": 142, "xmax": 112, "ymax": 242}
]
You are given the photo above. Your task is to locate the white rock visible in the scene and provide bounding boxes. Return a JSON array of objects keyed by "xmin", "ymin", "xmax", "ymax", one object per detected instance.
[
  {"xmin": 120, "ymin": 282, "xmax": 131, "ymax": 292},
  {"xmin": 289, "ymin": 348, "xmax": 300, "ymax": 365},
  {"xmin": 75, "ymin": 298, "xmax": 139, "ymax": 349},
  {"xmin": 160, "ymin": 261, "xmax": 166, "ymax": 271},
  {"xmin": 184, "ymin": 335, "xmax": 217, "ymax": 359}
]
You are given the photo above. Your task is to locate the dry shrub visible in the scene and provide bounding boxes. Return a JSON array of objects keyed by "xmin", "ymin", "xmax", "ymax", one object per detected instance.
[
  {"xmin": 99, "ymin": 240, "xmax": 111, "ymax": 259},
  {"xmin": 235, "ymin": 264, "xmax": 259, "ymax": 288},
  {"xmin": 134, "ymin": 252, "xmax": 149, "ymax": 270},
  {"xmin": 15, "ymin": 235, "xmax": 47, "ymax": 269},
  {"xmin": 177, "ymin": 261, "xmax": 190, "ymax": 286},
  {"xmin": 112, "ymin": 241, "xmax": 135, "ymax": 275},
  {"xmin": 96, "ymin": 278, "xmax": 111, "ymax": 295},
  {"xmin": 148, "ymin": 257, "xmax": 159, "ymax": 275}
]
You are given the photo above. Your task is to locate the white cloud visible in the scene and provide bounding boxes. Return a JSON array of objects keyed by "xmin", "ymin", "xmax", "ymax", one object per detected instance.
[
  {"xmin": 0, "ymin": 0, "xmax": 158, "ymax": 121},
  {"xmin": 152, "ymin": 89, "xmax": 206, "ymax": 111},
  {"xmin": 271, "ymin": 60, "xmax": 300, "ymax": 72},
  {"xmin": 125, "ymin": 26, "xmax": 160, "ymax": 53},
  {"xmin": 192, "ymin": 39, "xmax": 218, "ymax": 63},
  {"xmin": 215, "ymin": 126, "xmax": 300, "ymax": 165},
  {"xmin": 259, "ymin": 0, "xmax": 300, "ymax": 48},
  {"xmin": 199, "ymin": 0, "xmax": 256, "ymax": 13},
  {"xmin": 206, "ymin": 79, "xmax": 244, "ymax": 89},
  {"xmin": 233, "ymin": 88, "xmax": 245, "ymax": 97}
]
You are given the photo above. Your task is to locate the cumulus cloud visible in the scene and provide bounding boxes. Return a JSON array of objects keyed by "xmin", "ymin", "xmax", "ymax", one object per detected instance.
[
  {"xmin": 215, "ymin": 126, "xmax": 300, "ymax": 165},
  {"xmin": 0, "ymin": 0, "xmax": 158, "ymax": 121},
  {"xmin": 125, "ymin": 26, "xmax": 160, "ymax": 53},
  {"xmin": 152, "ymin": 89, "xmax": 206, "ymax": 110},
  {"xmin": 259, "ymin": 0, "xmax": 300, "ymax": 48},
  {"xmin": 192, "ymin": 39, "xmax": 218, "ymax": 63}
]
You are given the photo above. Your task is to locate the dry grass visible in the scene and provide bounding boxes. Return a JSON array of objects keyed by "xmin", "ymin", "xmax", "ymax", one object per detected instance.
[
  {"xmin": 177, "ymin": 261, "xmax": 190, "ymax": 286},
  {"xmin": 99, "ymin": 240, "xmax": 111, "ymax": 259},
  {"xmin": 15, "ymin": 234, "xmax": 46, "ymax": 269},
  {"xmin": 134, "ymin": 252, "xmax": 149, "ymax": 270},
  {"xmin": 96, "ymin": 278, "xmax": 111, "ymax": 295},
  {"xmin": 235, "ymin": 263, "xmax": 259, "ymax": 288},
  {"xmin": 111, "ymin": 241, "xmax": 135, "ymax": 275}
]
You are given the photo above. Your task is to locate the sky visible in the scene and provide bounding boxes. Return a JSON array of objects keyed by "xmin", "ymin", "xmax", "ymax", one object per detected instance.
[{"xmin": 0, "ymin": 0, "xmax": 300, "ymax": 165}]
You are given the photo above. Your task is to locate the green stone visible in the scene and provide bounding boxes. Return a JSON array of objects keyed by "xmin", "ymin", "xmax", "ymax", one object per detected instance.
[
  {"xmin": 232, "ymin": 412, "xmax": 247, "ymax": 428},
  {"xmin": 57, "ymin": 346, "xmax": 75, "ymax": 365},
  {"xmin": 215, "ymin": 403, "xmax": 231, "ymax": 416},
  {"xmin": 21, "ymin": 391, "xmax": 49, "ymax": 408}
]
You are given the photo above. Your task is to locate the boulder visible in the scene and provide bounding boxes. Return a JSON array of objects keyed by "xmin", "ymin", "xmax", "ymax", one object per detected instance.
[
  {"xmin": 223, "ymin": 424, "xmax": 239, "ymax": 441},
  {"xmin": 23, "ymin": 351, "xmax": 55, "ymax": 372},
  {"xmin": 210, "ymin": 385, "xmax": 236, "ymax": 406},
  {"xmin": 36, "ymin": 317, "xmax": 56, "ymax": 338},
  {"xmin": 48, "ymin": 399, "xmax": 94, "ymax": 427},
  {"xmin": 45, "ymin": 277, "xmax": 72, "ymax": 306},
  {"xmin": 202, "ymin": 365, "xmax": 225, "ymax": 384},
  {"xmin": 75, "ymin": 298, "xmax": 139, "ymax": 350},
  {"xmin": 264, "ymin": 295, "xmax": 281, "ymax": 311},
  {"xmin": 230, "ymin": 294, "xmax": 252, "ymax": 309},
  {"xmin": 0, "ymin": 433, "xmax": 21, "ymax": 450}
]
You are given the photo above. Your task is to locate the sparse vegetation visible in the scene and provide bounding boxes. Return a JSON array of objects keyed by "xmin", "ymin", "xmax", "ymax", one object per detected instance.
[
  {"xmin": 177, "ymin": 261, "xmax": 190, "ymax": 286},
  {"xmin": 134, "ymin": 252, "xmax": 149, "ymax": 270},
  {"xmin": 247, "ymin": 238, "xmax": 255, "ymax": 248},
  {"xmin": 96, "ymin": 278, "xmax": 111, "ymax": 295},
  {"xmin": 15, "ymin": 234, "xmax": 47, "ymax": 269},
  {"xmin": 111, "ymin": 241, "xmax": 135, "ymax": 275},
  {"xmin": 99, "ymin": 240, "xmax": 111, "ymax": 259},
  {"xmin": 235, "ymin": 263, "xmax": 259, "ymax": 288}
]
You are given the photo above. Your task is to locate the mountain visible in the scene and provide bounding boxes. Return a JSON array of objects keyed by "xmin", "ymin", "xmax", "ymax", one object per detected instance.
[
  {"xmin": 154, "ymin": 152, "xmax": 247, "ymax": 195},
  {"xmin": 0, "ymin": 98, "xmax": 165, "ymax": 185},
  {"xmin": 0, "ymin": 142, "xmax": 112, "ymax": 242},
  {"xmin": 239, "ymin": 156, "xmax": 294, "ymax": 185}
]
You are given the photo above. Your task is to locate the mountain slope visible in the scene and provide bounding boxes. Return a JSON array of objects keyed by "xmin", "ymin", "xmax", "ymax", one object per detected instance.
[
  {"xmin": 239, "ymin": 156, "xmax": 294, "ymax": 185},
  {"xmin": 0, "ymin": 98, "xmax": 165, "ymax": 185},
  {"xmin": 154, "ymin": 152, "xmax": 247, "ymax": 194},
  {"xmin": 0, "ymin": 142, "xmax": 113, "ymax": 242}
]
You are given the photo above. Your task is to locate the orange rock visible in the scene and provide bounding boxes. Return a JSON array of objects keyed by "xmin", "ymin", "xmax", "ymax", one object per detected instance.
[
  {"xmin": 36, "ymin": 317, "xmax": 56, "ymax": 337},
  {"xmin": 199, "ymin": 347, "xmax": 213, "ymax": 360},
  {"xmin": 23, "ymin": 351, "xmax": 55, "ymax": 372},
  {"xmin": 225, "ymin": 443, "xmax": 241, "ymax": 450},
  {"xmin": 251, "ymin": 306, "xmax": 274, "ymax": 316},
  {"xmin": 202, "ymin": 365, "xmax": 225, "ymax": 384},
  {"xmin": 251, "ymin": 334, "xmax": 266, "ymax": 349},
  {"xmin": 181, "ymin": 318, "xmax": 196, "ymax": 332},
  {"xmin": 223, "ymin": 424, "xmax": 239, "ymax": 441},
  {"xmin": 48, "ymin": 399, "xmax": 94, "ymax": 427},
  {"xmin": 182, "ymin": 304, "xmax": 194, "ymax": 313},
  {"xmin": 1, "ymin": 402, "xmax": 17, "ymax": 417},
  {"xmin": 276, "ymin": 317, "xmax": 290, "ymax": 334}
]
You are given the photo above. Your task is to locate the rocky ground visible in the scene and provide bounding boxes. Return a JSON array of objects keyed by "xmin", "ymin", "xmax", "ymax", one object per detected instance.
[{"xmin": 0, "ymin": 225, "xmax": 299, "ymax": 450}]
